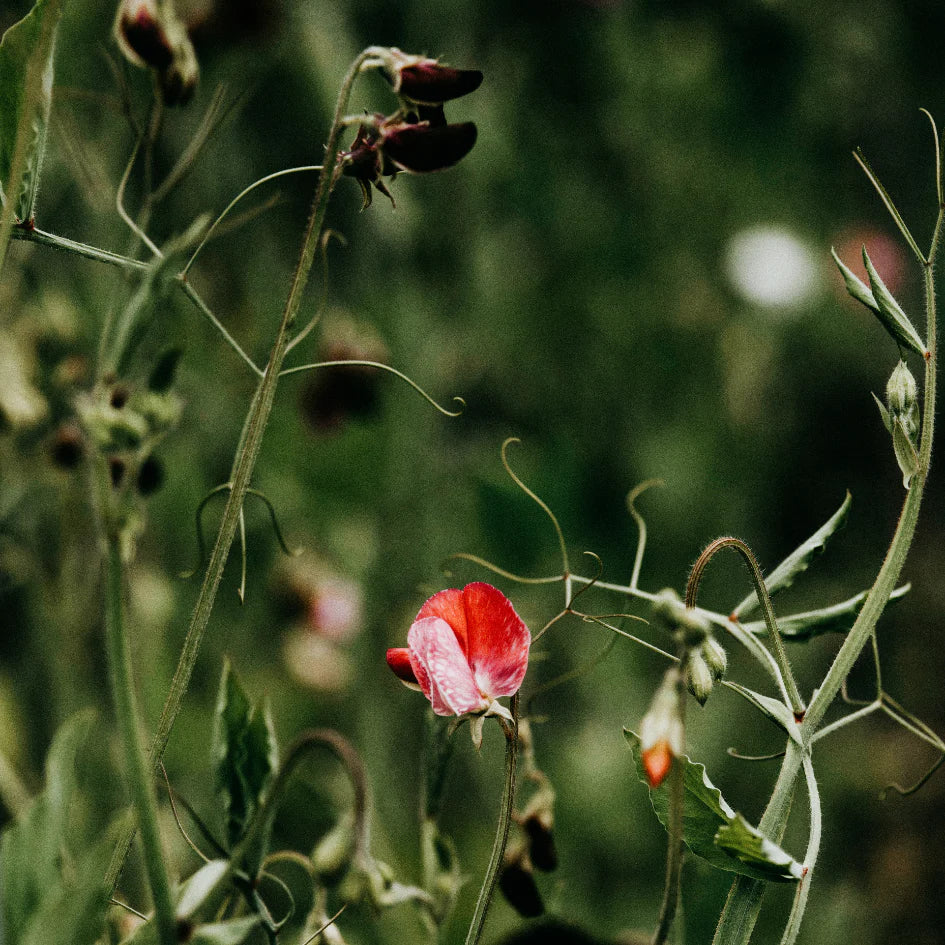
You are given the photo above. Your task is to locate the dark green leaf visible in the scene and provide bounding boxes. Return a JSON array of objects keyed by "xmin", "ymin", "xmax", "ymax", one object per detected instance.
[
  {"xmin": 624, "ymin": 730, "xmax": 797, "ymax": 882},
  {"xmin": 211, "ymin": 659, "xmax": 278, "ymax": 848},
  {"xmin": 722, "ymin": 682, "xmax": 801, "ymax": 744},
  {"xmin": 862, "ymin": 247, "xmax": 926, "ymax": 355},
  {"xmin": 742, "ymin": 584, "xmax": 910, "ymax": 640},
  {"xmin": 0, "ymin": 0, "xmax": 62, "ymax": 222},
  {"xmin": 892, "ymin": 415, "xmax": 919, "ymax": 489},
  {"xmin": 714, "ymin": 814, "xmax": 803, "ymax": 882},
  {"xmin": 733, "ymin": 492, "xmax": 851, "ymax": 620}
]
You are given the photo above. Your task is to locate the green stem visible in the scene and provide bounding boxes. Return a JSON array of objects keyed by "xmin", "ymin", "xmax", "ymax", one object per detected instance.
[
  {"xmin": 464, "ymin": 697, "xmax": 519, "ymax": 945},
  {"xmin": 0, "ymin": 746, "xmax": 30, "ymax": 818},
  {"xmin": 105, "ymin": 46, "xmax": 380, "ymax": 892},
  {"xmin": 102, "ymin": 518, "xmax": 176, "ymax": 945},
  {"xmin": 713, "ymin": 204, "xmax": 941, "ymax": 945},
  {"xmin": 652, "ymin": 664, "xmax": 687, "ymax": 945}
]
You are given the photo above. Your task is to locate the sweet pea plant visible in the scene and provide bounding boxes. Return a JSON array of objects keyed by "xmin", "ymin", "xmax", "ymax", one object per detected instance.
[{"xmin": 1, "ymin": 2, "xmax": 943, "ymax": 945}]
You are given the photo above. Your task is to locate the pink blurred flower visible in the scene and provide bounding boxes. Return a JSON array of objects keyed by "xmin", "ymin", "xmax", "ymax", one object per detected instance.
[{"xmin": 386, "ymin": 582, "xmax": 530, "ymax": 720}]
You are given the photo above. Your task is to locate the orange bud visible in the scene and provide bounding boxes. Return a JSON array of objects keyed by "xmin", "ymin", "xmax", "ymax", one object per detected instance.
[{"xmin": 642, "ymin": 739, "xmax": 673, "ymax": 788}]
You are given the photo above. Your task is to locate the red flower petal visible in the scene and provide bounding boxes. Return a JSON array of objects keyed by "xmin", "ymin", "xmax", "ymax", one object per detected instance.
[
  {"xmin": 408, "ymin": 616, "xmax": 487, "ymax": 716},
  {"xmin": 417, "ymin": 588, "xmax": 469, "ymax": 654},
  {"xmin": 385, "ymin": 647, "xmax": 418, "ymax": 684},
  {"xmin": 461, "ymin": 583, "xmax": 530, "ymax": 699}
]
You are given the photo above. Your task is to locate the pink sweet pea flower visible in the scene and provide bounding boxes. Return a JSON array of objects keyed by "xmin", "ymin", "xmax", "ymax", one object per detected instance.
[{"xmin": 386, "ymin": 582, "xmax": 530, "ymax": 720}]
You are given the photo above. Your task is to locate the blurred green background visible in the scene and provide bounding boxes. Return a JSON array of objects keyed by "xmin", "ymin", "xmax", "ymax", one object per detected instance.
[{"xmin": 2, "ymin": 0, "xmax": 945, "ymax": 942}]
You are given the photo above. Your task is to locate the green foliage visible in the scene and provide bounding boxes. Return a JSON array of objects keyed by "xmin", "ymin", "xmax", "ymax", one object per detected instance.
[
  {"xmin": 0, "ymin": 0, "xmax": 60, "ymax": 222},
  {"xmin": 732, "ymin": 492, "xmax": 851, "ymax": 620},
  {"xmin": 624, "ymin": 731, "xmax": 801, "ymax": 884},
  {"xmin": 211, "ymin": 659, "xmax": 278, "ymax": 850},
  {"xmin": 0, "ymin": 712, "xmax": 118, "ymax": 945}
]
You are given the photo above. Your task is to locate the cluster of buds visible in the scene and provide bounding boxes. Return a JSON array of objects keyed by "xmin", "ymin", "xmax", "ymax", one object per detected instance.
[
  {"xmin": 651, "ymin": 588, "xmax": 727, "ymax": 707},
  {"xmin": 114, "ymin": 0, "xmax": 199, "ymax": 105},
  {"xmin": 875, "ymin": 359, "xmax": 920, "ymax": 489},
  {"xmin": 337, "ymin": 48, "xmax": 482, "ymax": 208}
]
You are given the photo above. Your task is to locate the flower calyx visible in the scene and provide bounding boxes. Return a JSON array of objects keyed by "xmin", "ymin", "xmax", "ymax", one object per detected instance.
[
  {"xmin": 338, "ymin": 112, "xmax": 478, "ymax": 209},
  {"xmin": 875, "ymin": 359, "xmax": 920, "ymax": 489}
]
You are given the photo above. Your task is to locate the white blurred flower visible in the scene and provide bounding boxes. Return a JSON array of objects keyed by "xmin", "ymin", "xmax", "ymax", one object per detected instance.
[{"xmin": 725, "ymin": 226, "xmax": 819, "ymax": 311}]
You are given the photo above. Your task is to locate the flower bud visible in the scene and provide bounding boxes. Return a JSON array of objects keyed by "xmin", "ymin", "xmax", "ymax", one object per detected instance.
[
  {"xmin": 650, "ymin": 588, "xmax": 711, "ymax": 647},
  {"xmin": 701, "ymin": 636, "xmax": 727, "ymax": 681},
  {"xmin": 50, "ymin": 423, "xmax": 85, "ymax": 469},
  {"xmin": 685, "ymin": 652, "xmax": 714, "ymax": 707},
  {"xmin": 158, "ymin": 18, "xmax": 199, "ymax": 106},
  {"xmin": 523, "ymin": 812, "xmax": 558, "ymax": 873},
  {"xmin": 639, "ymin": 669, "xmax": 684, "ymax": 788},
  {"xmin": 886, "ymin": 359, "xmax": 918, "ymax": 418},
  {"xmin": 114, "ymin": 0, "xmax": 174, "ymax": 70}
]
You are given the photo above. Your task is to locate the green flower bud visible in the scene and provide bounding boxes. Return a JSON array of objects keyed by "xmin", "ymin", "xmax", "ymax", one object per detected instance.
[
  {"xmin": 312, "ymin": 811, "xmax": 356, "ymax": 886},
  {"xmin": 886, "ymin": 359, "xmax": 917, "ymax": 417},
  {"xmin": 701, "ymin": 636, "xmax": 728, "ymax": 681},
  {"xmin": 685, "ymin": 652, "xmax": 715, "ymax": 707},
  {"xmin": 651, "ymin": 588, "xmax": 712, "ymax": 646}
]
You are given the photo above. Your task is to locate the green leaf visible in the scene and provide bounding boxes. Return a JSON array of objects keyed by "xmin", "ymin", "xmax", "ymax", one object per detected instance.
[
  {"xmin": 190, "ymin": 917, "xmax": 261, "ymax": 945},
  {"xmin": 723, "ymin": 682, "xmax": 802, "ymax": 744},
  {"xmin": 175, "ymin": 859, "xmax": 231, "ymax": 920},
  {"xmin": 872, "ymin": 391, "xmax": 892, "ymax": 433},
  {"xmin": 742, "ymin": 584, "xmax": 910, "ymax": 641},
  {"xmin": 1, "ymin": 712, "xmax": 122, "ymax": 945},
  {"xmin": 1, "ymin": 711, "xmax": 95, "ymax": 944},
  {"xmin": 862, "ymin": 247, "xmax": 927, "ymax": 355},
  {"xmin": 831, "ymin": 248, "xmax": 879, "ymax": 314},
  {"xmin": 733, "ymin": 492, "xmax": 852, "ymax": 620},
  {"xmin": 891, "ymin": 415, "xmax": 920, "ymax": 489},
  {"xmin": 0, "ymin": 0, "xmax": 62, "ymax": 222},
  {"xmin": 624, "ymin": 730, "xmax": 798, "ymax": 883},
  {"xmin": 714, "ymin": 814, "xmax": 803, "ymax": 882},
  {"xmin": 211, "ymin": 659, "xmax": 278, "ymax": 848}
]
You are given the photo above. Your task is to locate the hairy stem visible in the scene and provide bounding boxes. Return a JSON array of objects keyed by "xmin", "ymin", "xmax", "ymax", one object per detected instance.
[
  {"xmin": 464, "ymin": 697, "xmax": 519, "ymax": 945},
  {"xmin": 105, "ymin": 46, "xmax": 379, "ymax": 892}
]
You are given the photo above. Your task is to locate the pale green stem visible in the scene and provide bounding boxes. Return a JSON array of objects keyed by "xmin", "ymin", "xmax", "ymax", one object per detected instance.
[
  {"xmin": 102, "ymin": 524, "xmax": 176, "ymax": 945},
  {"xmin": 464, "ymin": 696, "xmax": 519, "ymax": 945},
  {"xmin": 714, "ymin": 206, "xmax": 941, "ymax": 945},
  {"xmin": 105, "ymin": 46, "xmax": 381, "ymax": 892},
  {"xmin": 778, "ymin": 755, "xmax": 821, "ymax": 945},
  {"xmin": 0, "ymin": 747, "xmax": 30, "ymax": 818}
]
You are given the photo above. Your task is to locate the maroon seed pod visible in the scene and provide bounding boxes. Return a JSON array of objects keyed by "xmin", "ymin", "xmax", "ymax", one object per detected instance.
[
  {"xmin": 397, "ymin": 61, "xmax": 483, "ymax": 105},
  {"xmin": 498, "ymin": 858, "xmax": 544, "ymax": 919},
  {"xmin": 523, "ymin": 814, "xmax": 558, "ymax": 873},
  {"xmin": 381, "ymin": 121, "xmax": 477, "ymax": 173}
]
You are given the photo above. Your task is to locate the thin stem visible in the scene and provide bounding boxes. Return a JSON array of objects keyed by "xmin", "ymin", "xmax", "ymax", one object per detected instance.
[
  {"xmin": 777, "ymin": 755, "xmax": 821, "ymax": 945},
  {"xmin": 627, "ymin": 479, "xmax": 663, "ymax": 591},
  {"xmin": 280, "ymin": 359, "xmax": 464, "ymax": 416},
  {"xmin": 652, "ymin": 662, "xmax": 686, "ymax": 945},
  {"xmin": 102, "ymin": 529, "xmax": 176, "ymax": 945},
  {"xmin": 810, "ymin": 701, "xmax": 881, "ymax": 744},
  {"xmin": 105, "ymin": 46, "xmax": 381, "ymax": 891},
  {"xmin": 687, "ymin": 537, "xmax": 805, "ymax": 717},
  {"xmin": 464, "ymin": 696, "xmax": 519, "ymax": 945}
]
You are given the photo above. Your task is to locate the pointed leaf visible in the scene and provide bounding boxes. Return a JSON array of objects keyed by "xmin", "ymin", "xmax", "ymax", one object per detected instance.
[
  {"xmin": 733, "ymin": 492, "xmax": 852, "ymax": 620},
  {"xmin": 175, "ymin": 860, "xmax": 231, "ymax": 920},
  {"xmin": 714, "ymin": 814, "xmax": 804, "ymax": 882},
  {"xmin": 624, "ymin": 730, "xmax": 796, "ymax": 882},
  {"xmin": 742, "ymin": 584, "xmax": 910, "ymax": 640},
  {"xmin": 723, "ymin": 682, "xmax": 802, "ymax": 744},
  {"xmin": 0, "ymin": 0, "xmax": 62, "ymax": 221},
  {"xmin": 872, "ymin": 391, "xmax": 892, "ymax": 433},
  {"xmin": 190, "ymin": 917, "xmax": 261, "ymax": 945},
  {"xmin": 831, "ymin": 248, "xmax": 879, "ymax": 313},
  {"xmin": 862, "ymin": 247, "xmax": 926, "ymax": 355},
  {"xmin": 891, "ymin": 415, "xmax": 919, "ymax": 489},
  {"xmin": 211, "ymin": 660, "xmax": 278, "ymax": 848}
]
